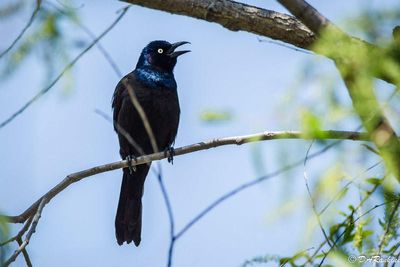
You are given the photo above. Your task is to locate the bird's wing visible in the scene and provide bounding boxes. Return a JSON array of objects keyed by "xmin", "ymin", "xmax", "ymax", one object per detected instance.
[
  {"xmin": 112, "ymin": 77, "xmax": 126, "ymax": 132},
  {"xmin": 112, "ymin": 73, "xmax": 149, "ymax": 131}
]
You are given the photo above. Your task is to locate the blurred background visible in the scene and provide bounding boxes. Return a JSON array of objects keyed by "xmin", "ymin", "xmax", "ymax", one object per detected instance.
[{"xmin": 1, "ymin": 0, "xmax": 400, "ymax": 266}]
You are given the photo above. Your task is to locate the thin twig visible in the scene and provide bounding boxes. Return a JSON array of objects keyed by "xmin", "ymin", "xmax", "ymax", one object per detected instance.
[
  {"xmin": 123, "ymin": 80, "xmax": 159, "ymax": 153},
  {"xmin": 0, "ymin": 0, "xmax": 42, "ymax": 59},
  {"xmin": 377, "ymin": 197, "xmax": 400, "ymax": 254},
  {"xmin": 3, "ymin": 197, "xmax": 46, "ymax": 267},
  {"xmin": 154, "ymin": 165, "xmax": 176, "ymax": 267},
  {"xmin": 16, "ymin": 237, "xmax": 32, "ymax": 267},
  {"xmin": 0, "ymin": 6, "xmax": 129, "ymax": 129},
  {"xmin": 303, "ymin": 140, "xmax": 333, "ymax": 247},
  {"xmin": 318, "ymin": 161, "xmax": 382, "ymax": 216},
  {"xmin": 95, "ymin": 109, "xmax": 145, "ymax": 156},
  {"xmin": 0, "ymin": 130, "xmax": 375, "ymax": 224},
  {"xmin": 174, "ymin": 140, "xmax": 341, "ymax": 240},
  {"xmin": 45, "ymin": 0, "xmax": 123, "ymax": 77},
  {"xmin": 0, "ymin": 217, "xmax": 33, "ymax": 247},
  {"xmin": 308, "ymin": 180, "xmax": 381, "ymax": 264},
  {"xmin": 256, "ymin": 37, "xmax": 314, "ymax": 55},
  {"xmin": 317, "ymin": 184, "xmax": 384, "ymax": 266}
]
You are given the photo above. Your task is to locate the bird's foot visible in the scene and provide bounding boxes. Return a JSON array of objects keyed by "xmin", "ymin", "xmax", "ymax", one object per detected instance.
[
  {"xmin": 126, "ymin": 155, "xmax": 137, "ymax": 174},
  {"xmin": 164, "ymin": 146, "xmax": 175, "ymax": 165}
]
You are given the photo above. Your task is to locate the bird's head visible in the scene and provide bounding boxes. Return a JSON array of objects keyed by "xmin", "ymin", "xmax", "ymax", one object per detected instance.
[{"xmin": 136, "ymin": 40, "xmax": 190, "ymax": 73}]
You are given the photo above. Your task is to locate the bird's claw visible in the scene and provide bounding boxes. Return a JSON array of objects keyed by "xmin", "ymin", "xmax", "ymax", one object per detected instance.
[
  {"xmin": 126, "ymin": 155, "xmax": 137, "ymax": 174},
  {"xmin": 165, "ymin": 147, "xmax": 175, "ymax": 164}
]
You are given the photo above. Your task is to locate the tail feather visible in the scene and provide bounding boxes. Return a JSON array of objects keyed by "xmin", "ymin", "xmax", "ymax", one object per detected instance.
[{"xmin": 115, "ymin": 164, "xmax": 150, "ymax": 246}]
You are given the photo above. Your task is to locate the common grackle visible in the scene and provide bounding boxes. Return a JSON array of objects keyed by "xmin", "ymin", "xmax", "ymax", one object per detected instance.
[{"xmin": 112, "ymin": 40, "xmax": 189, "ymax": 246}]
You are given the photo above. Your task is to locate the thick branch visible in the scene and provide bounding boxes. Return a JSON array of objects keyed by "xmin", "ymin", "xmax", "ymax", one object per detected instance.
[
  {"xmin": 121, "ymin": 0, "xmax": 315, "ymax": 49},
  {"xmin": 121, "ymin": 0, "xmax": 398, "ymax": 86},
  {"xmin": 277, "ymin": 0, "xmax": 330, "ymax": 34},
  {"xmin": 2, "ymin": 130, "xmax": 370, "ymax": 224}
]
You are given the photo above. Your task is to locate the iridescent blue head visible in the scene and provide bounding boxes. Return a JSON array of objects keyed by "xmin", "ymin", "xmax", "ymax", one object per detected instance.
[{"xmin": 136, "ymin": 40, "xmax": 190, "ymax": 73}]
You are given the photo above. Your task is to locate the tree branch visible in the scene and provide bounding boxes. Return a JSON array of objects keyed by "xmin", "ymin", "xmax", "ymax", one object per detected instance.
[
  {"xmin": 277, "ymin": 0, "xmax": 400, "ymax": 181},
  {"xmin": 1, "ymin": 130, "xmax": 371, "ymax": 224},
  {"xmin": 121, "ymin": 0, "xmax": 315, "ymax": 49},
  {"xmin": 277, "ymin": 0, "xmax": 331, "ymax": 34},
  {"xmin": 16, "ymin": 237, "xmax": 32, "ymax": 267},
  {"xmin": 121, "ymin": 0, "xmax": 399, "ymax": 86},
  {"xmin": 3, "ymin": 197, "xmax": 46, "ymax": 267}
]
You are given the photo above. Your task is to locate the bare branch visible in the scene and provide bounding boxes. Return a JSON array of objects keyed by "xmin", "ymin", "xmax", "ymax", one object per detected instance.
[
  {"xmin": 16, "ymin": 237, "xmax": 32, "ymax": 267},
  {"xmin": 0, "ymin": 217, "xmax": 32, "ymax": 247},
  {"xmin": 0, "ymin": 0, "xmax": 41, "ymax": 59},
  {"xmin": 121, "ymin": 0, "xmax": 399, "ymax": 87},
  {"xmin": 95, "ymin": 109, "xmax": 145, "ymax": 156},
  {"xmin": 277, "ymin": 0, "xmax": 331, "ymax": 34},
  {"xmin": 123, "ymin": 79, "xmax": 159, "ymax": 153},
  {"xmin": 45, "ymin": 1, "xmax": 123, "ymax": 77},
  {"xmin": 0, "ymin": 6, "xmax": 130, "ymax": 129},
  {"xmin": 174, "ymin": 138, "xmax": 344, "ymax": 241},
  {"xmin": 2, "ymin": 130, "xmax": 371, "ymax": 224},
  {"xmin": 3, "ymin": 197, "xmax": 46, "ymax": 267},
  {"xmin": 154, "ymin": 167, "xmax": 176, "ymax": 267}
]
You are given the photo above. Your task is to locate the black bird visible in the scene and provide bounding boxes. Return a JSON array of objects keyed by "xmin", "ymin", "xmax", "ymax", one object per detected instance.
[{"xmin": 112, "ymin": 40, "xmax": 189, "ymax": 246}]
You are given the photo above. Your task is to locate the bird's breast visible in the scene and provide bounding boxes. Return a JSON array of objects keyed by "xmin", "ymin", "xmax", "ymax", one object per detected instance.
[{"xmin": 135, "ymin": 68, "xmax": 176, "ymax": 90}]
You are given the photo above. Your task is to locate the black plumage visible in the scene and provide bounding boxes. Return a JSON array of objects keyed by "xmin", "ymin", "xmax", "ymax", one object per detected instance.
[{"xmin": 112, "ymin": 40, "xmax": 189, "ymax": 246}]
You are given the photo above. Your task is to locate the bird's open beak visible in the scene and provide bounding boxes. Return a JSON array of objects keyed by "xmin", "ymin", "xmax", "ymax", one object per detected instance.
[{"xmin": 168, "ymin": 41, "xmax": 191, "ymax": 58}]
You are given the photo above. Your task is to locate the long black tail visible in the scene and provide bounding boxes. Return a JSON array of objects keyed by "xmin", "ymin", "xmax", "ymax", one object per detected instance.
[{"xmin": 115, "ymin": 164, "xmax": 150, "ymax": 246}]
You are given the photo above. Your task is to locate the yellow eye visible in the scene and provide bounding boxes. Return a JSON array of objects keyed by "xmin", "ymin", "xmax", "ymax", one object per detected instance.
[{"xmin": 157, "ymin": 48, "xmax": 163, "ymax": 54}]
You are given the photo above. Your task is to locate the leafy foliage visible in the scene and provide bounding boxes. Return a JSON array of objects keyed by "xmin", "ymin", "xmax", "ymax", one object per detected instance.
[{"xmin": 242, "ymin": 3, "xmax": 400, "ymax": 266}]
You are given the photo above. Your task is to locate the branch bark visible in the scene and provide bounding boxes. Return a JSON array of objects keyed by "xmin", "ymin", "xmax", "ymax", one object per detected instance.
[
  {"xmin": 3, "ymin": 197, "xmax": 46, "ymax": 267},
  {"xmin": 122, "ymin": 0, "xmax": 400, "ymax": 87},
  {"xmin": 2, "ymin": 130, "xmax": 370, "ymax": 224},
  {"xmin": 121, "ymin": 0, "xmax": 316, "ymax": 49}
]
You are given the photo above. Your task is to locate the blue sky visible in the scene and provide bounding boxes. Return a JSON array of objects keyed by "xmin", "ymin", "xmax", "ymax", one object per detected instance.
[{"xmin": 0, "ymin": 0, "xmax": 397, "ymax": 266}]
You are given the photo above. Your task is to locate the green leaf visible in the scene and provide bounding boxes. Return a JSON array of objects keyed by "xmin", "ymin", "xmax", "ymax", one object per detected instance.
[
  {"xmin": 365, "ymin": 177, "xmax": 383, "ymax": 185},
  {"xmin": 300, "ymin": 110, "xmax": 324, "ymax": 139},
  {"xmin": 199, "ymin": 109, "xmax": 232, "ymax": 123}
]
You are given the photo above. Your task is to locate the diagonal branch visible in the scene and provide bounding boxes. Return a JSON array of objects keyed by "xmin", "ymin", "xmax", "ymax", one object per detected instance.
[
  {"xmin": 3, "ymin": 197, "xmax": 46, "ymax": 267},
  {"xmin": 1, "ymin": 130, "xmax": 371, "ymax": 224},
  {"xmin": 16, "ymin": 237, "xmax": 32, "ymax": 267},
  {"xmin": 303, "ymin": 141, "xmax": 333, "ymax": 248},
  {"xmin": 0, "ymin": 0, "xmax": 42, "ymax": 59},
  {"xmin": 277, "ymin": 0, "xmax": 331, "ymax": 34}
]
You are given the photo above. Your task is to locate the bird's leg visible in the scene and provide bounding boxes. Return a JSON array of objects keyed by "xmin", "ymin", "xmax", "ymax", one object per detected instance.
[
  {"xmin": 164, "ymin": 146, "xmax": 175, "ymax": 165},
  {"xmin": 126, "ymin": 155, "xmax": 137, "ymax": 174}
]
